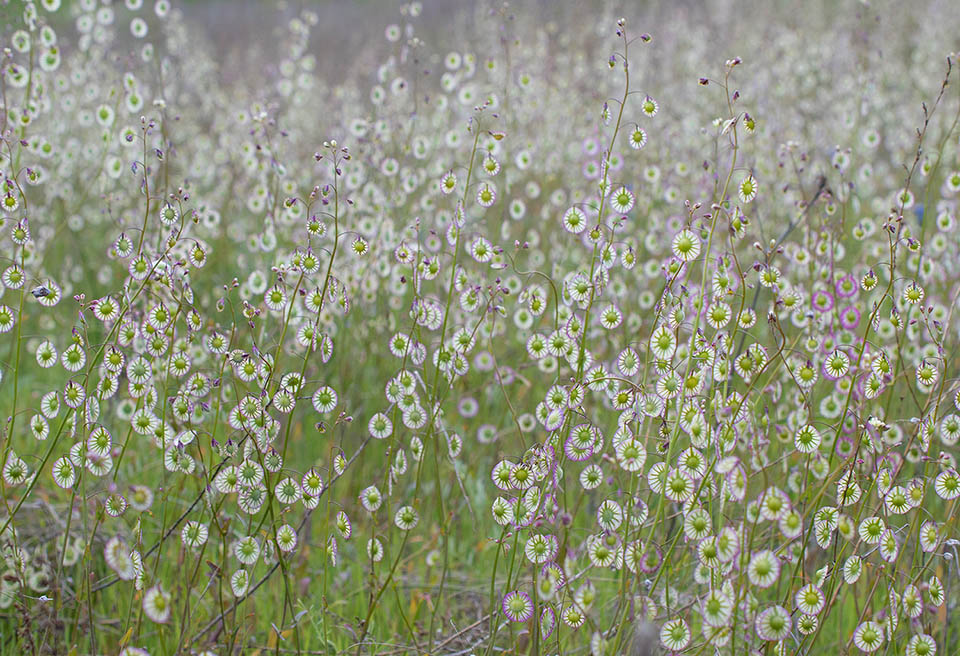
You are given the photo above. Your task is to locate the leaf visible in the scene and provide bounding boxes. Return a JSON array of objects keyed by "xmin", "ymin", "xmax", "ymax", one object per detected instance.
[{"xmin": 267, "ymin": 626, "xmax": 277, "ymax": 649}]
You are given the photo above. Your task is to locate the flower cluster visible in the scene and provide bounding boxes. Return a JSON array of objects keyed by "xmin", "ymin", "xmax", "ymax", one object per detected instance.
[{"xmin": 1, "ymin": 1, "xmax": 960, "ymax": 654}]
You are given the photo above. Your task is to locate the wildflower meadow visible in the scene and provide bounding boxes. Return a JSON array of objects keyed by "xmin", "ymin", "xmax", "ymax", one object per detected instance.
[{"xmin": 2, "ymin": 0, "xmax": 960, "ymax": 654}]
